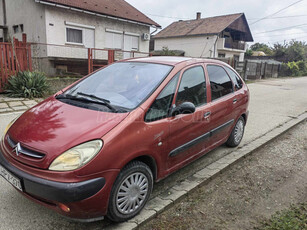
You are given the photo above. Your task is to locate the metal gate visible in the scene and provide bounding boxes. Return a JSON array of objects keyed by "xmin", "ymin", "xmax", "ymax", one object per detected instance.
[
  {"xmin": 87, "ymin": 48, "xmax": 150, "ymax": 74},
  {"xmin": 0, "ymin": 34, "xmax": 32, "ymax": 92}
]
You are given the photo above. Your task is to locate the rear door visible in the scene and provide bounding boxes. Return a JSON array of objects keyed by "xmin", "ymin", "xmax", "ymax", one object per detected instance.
[
  {"xmin": 205, "ymin": 64, "xmax": 236, "ymax": 147},
  {"xmin": 224, "ymin": 66, "xmax": 246, "ymax": 119}
]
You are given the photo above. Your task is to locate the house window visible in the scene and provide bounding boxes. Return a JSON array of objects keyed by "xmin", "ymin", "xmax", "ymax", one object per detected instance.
[
  {"xmin": 20, "ymin": 24, "xmax": 24, "ymax": 33},
  {"xmin": 13, "ymin": 25, "xmax": 19, "ymax": 34},
  {"xmin": 218, "ymin": 53, "xmax": 226, "ymax": 58},
  {"xmin": 66, "ymin": 28, "xmax": 83, "ymax": 44},
  {"xmin": 105, "ymin": 31, "xmax": 123, "ymax": 49}
]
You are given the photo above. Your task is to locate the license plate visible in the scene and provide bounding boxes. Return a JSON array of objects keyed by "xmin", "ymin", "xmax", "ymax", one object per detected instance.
[{"xmin": 0, "ymin": 165, "xmax": 23, "ymax": 191}]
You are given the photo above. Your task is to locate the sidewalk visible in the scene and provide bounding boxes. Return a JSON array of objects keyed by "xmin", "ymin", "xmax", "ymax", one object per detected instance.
[{"xmin": 0, "ymin": 95, "xmax": 43, "ymax": 114}]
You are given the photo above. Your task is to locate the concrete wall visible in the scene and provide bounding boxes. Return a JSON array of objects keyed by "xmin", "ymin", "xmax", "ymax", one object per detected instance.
[
  {"xmin": 154, "ymin": 35, "xmax": 218, "ymax": 58},
  {"xmin": 3, "ymin": 0, "xmax": 46, "ymax": 43}
]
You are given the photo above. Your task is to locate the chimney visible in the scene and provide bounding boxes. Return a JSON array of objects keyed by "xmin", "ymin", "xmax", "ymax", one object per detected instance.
[{"xmin": 196, "ymin": 12, "xmax": 201, "ymax": 20}]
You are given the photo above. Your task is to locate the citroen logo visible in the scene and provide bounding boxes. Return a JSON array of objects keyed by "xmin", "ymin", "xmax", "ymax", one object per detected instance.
[{"xmin": 14, "ymin": 143, "xmax": 22, "ymax": 156}]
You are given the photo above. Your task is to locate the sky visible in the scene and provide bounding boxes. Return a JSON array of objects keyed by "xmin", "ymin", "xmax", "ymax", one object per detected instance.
[{"xmin": 125, "ymin": 0, "xmax": 307, "ymax": 47}]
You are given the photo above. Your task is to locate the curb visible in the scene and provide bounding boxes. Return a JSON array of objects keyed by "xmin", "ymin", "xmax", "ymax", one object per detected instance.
[{"xmin": 106, "ymin": 112, "xmax": 307, "ymax": 230}]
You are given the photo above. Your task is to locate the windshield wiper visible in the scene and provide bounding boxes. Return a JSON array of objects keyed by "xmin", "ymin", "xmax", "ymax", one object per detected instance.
[
  {"xmin": 77, "ymin": 92, "xmax": 118, "ymax": 112},
  {"xmin": 56, "ymin": 93, "xmax": 117, "ymax": 113}
]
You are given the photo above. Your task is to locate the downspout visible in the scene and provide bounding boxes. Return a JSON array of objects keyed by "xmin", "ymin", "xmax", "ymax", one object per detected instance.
[
  {"xmin": 213, "ymin": 33, "xmax": 220, "ymax": 58},
  {"xmin": 2, "ymin": 0, "xmax": 8, "ymax": 41}
]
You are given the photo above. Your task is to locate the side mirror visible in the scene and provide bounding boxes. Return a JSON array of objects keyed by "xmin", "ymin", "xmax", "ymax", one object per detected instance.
[{"xmin": 171, "ymin": 102, "xmax": 196, "ymax": 116}]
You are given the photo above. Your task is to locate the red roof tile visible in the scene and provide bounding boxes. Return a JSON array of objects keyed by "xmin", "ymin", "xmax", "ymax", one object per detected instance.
[{"xmin": 41, "ymin": 0, "xmax": 161, "ymax": 27}]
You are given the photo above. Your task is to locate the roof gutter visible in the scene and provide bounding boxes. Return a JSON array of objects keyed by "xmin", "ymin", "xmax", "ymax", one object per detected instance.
[{"xmin": 35, "ymin": 0, "xmax": 160, "ymax": 29}]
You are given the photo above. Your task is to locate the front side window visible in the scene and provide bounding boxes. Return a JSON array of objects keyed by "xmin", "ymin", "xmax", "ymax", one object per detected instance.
[
  {"xmin": 65, "ymin": 62, "xmax": 173, "ymax": 110},
  {"xmin": 66, "ymin": 28, "xmax": 83, "ymax": 44},
  {"xmin": 145, "ymin": 73, "xmax": 179, "ymax": 122},
  {"xmin": 207, "ymin": 65, "xmax": 233, "ymax": 101},
  {"xmin": 225, "ymin": 66, "xmax": 243, "ymax": 91},
  {"xmin": 176, "ymin": 66, "xmax": 206, "ymax": 107}
]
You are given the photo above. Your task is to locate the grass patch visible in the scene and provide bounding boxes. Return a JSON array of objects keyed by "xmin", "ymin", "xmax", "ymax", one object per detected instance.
[{"xmin": 256, "ymin": 203, "xmax": 307, "ymax": 230}]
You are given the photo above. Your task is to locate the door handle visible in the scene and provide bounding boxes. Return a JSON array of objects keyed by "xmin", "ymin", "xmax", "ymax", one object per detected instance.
[
  {"xmin": 204, "ymin": 112, "xmax": 211, "ymax": 119},
  {"xmin": 233, "ymin": 98, "xmax": 237, "ymax": 104}
]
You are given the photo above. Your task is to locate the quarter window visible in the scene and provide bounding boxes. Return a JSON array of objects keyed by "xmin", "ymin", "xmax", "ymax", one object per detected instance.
[
  {"xmin": 207, "ymin": 65, "xmax": 233, "ymax": 101},
  {"xmin": 225, "ymin": 66, "xmax": 243, "ymax": 91},
  {"xmin": 145, "ymin": 73, "xmax": 179, "ymax": 122},
  {"xmin": 176, "ymin": 66, "xmax": 207, "ymax": 107}
]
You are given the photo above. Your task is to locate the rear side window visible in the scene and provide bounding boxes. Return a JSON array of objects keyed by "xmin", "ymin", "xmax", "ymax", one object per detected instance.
[
  {"xmin": 207, "ymin": 65, "xmax": 233, "ymax": 101},
  {"xmin": 176, "ymin": 66, "xmax": 206, "ymax": 107},
  {"xmin": 145, "ymin": 73, "xmax": 179, "ymax": 122},
  {"xmin": 225, "ymin": 66, "xmax": 243, "ymax": 91}
]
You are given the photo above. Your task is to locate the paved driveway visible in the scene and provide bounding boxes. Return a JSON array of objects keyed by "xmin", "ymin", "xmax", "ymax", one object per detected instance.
[{"xmin": 0, "ymin": 77, "xmax": 306, "ymax": 230}]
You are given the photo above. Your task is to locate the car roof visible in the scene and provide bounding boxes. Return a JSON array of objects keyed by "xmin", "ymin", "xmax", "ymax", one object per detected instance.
[{"xmin": 125, "ymin": 56, "xmax": 229, "ymax": 66}]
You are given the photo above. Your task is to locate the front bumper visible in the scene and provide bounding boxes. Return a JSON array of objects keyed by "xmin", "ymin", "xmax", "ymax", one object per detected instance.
[
  {"xmin": 0, "ymin": 149, "xmax": 105, "ymax": 203},
  {"xmin": 0, "ymin": 147, "xmax": 112, "ymax": 221}
]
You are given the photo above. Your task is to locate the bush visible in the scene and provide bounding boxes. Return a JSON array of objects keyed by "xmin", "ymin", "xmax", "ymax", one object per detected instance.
[
  {"xmin": 280, "ymin": 61, "xmax": 307, "ymax": 77},
  {"xmin": 287, "ymin": 61, "xmax": 300, "ymax": 76},
  {"xmin": 5, "ymin": 71, "xmax": 49, "ymax": 98}
]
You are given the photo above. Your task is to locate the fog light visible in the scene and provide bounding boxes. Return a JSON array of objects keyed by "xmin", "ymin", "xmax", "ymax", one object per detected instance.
[{"xmin": 58, "ymin": 203, "xmax": 70, "ymax": 212}]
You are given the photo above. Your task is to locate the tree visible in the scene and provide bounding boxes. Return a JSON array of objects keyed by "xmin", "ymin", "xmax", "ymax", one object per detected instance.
[
  {"xmin": 250, "ymin": 43, "xmax": 273, "ymax": 56},
  {"xmin": 286, "ymin": 40, "xmax": 306, "ymax": 62},
  {"xmin": 272, "ymin": 43, "xmax": 287, "ymax": 57},
  {"xmin": 245, "ymin": 49, "xmax": 253, "ymax": 57}
]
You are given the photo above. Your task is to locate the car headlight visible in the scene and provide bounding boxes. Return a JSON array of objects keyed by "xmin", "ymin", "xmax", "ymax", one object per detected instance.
[
  {"xmin": 3, "ymin": 115, "xmax": 21, "ymax": 136},
  {"xmin": 49, "ymin": 140, "xmax": 103, "ymax": 171}
]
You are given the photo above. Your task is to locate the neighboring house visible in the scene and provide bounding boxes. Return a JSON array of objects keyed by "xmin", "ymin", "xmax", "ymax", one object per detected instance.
[
  {"xmin": 153, "ymin": 13, "xmax": 253, "ymax": 62},
  {"xmin": 0, "ymin": 0, "xmax": 160, "ymax": 75}
]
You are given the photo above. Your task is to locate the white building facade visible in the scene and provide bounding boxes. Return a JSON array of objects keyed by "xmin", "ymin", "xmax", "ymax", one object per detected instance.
[
  {"xmin": 154, "ymin": 13, "xmax": 253, "ymax": 62},
  {"xmin": 0, "ymin": 0, "xmax": 160, "ymax": 75}
]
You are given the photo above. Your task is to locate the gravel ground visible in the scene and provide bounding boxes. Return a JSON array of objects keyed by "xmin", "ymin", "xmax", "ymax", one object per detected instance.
[{"xmin": 140, "ymin": 120, "xmax": 307, "ymax": 230}]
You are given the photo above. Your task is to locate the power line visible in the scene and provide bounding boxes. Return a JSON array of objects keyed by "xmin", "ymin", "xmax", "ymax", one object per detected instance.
[
  {"xmin": 250, "ymin": 0, "xmax": 305, "ymax": 25},
  {"xmin": 255, "ymin": 35, "xmax": 307, "ymax": 44},
  {"xmin": 254, "ymin": 31, "xmax": 307, "ymax": 38},
  {"xmin": 248, "ymin": 14, "xmax": 307, "ymax": 20},
  {"xmin": 255, "ymin": 23, "xmax": 307, "ymax": 34}
]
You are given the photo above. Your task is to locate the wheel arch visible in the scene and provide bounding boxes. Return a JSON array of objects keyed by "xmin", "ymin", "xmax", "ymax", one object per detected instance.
[
  {"xmin": 241, "ymin": 113, "xmax": 247, "ymax": 125},
  {"xmin": 125, "ymin": 155, "xmax": 158, "ymax": 181}
]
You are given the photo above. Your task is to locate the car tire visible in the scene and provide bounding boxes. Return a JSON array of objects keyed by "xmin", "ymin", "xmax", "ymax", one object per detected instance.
[
  {"xmin": 107, "ymin": 161, "xmax": 153, "ymax": 222},
  {"xmin": 226, "ymin": 116, "xmax": 245, "ymax": 147}
]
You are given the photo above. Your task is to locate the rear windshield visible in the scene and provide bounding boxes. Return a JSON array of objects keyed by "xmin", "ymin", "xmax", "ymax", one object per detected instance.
[{"xmin": 65, "ymin": 62, "xmax": 173, "ymax": 109}]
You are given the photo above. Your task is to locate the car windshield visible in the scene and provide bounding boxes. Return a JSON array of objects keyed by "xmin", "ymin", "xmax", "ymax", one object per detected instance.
[{"xmin": 64, "ymin": 62, "xmax": 173, "ymax": 110}]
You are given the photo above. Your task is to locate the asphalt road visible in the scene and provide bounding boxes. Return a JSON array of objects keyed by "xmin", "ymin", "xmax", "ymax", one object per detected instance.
[{"xmin": 0, "ymin": 77, "xmax": 307, "ymax": 229}]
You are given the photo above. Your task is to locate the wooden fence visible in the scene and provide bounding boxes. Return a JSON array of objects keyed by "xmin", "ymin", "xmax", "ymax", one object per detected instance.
[{"xmin": 0, "ymin": 34, "xmax": 32, "ymax": 92}]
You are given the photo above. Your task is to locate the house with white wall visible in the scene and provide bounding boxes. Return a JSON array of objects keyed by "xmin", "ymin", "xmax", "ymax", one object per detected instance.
[
  {"xmin": 153, "ymin": 13, "xmax": 253, "ymax": 62},
  {"xmin": 0, "ymin": 0, "xmax": 160, "ymax": 75}
]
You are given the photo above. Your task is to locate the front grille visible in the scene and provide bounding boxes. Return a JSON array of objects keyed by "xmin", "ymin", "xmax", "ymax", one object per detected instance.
[{"xmin": 7, "ymin": 136, "xmax": 45, "ymax": 159}]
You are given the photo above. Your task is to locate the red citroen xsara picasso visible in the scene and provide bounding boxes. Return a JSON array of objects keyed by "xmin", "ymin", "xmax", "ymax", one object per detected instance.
[{"xmin": 0, "ymin": 57, "xmax": 249, "ymax": 222}]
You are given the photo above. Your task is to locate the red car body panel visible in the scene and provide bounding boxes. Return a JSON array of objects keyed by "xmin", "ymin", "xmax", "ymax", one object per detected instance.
[
  {"xmin": 0, "ymin": 57, "xmax": 249, "ymax": 220},
  {"xmin": 6, "ymin": 97, "xmax": 128, "ymax": 170}
]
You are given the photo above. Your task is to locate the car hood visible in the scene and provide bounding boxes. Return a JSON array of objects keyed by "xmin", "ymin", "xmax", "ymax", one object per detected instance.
[{"xmin": 6, "ymin": 97, "xmax": 129, "ymax": 169}]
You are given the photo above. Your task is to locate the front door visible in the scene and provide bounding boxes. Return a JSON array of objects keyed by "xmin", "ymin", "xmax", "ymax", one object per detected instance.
[{"xmin": 167, "ymin": 65, "xmax": 211, "ymax": 172}]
